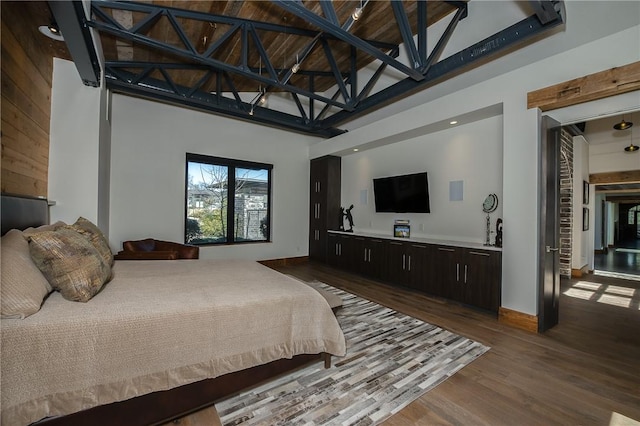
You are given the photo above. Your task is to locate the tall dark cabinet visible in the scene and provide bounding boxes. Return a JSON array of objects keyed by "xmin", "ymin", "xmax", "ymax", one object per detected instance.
[{"xmin": 309, "ymin": 156, "xmax": 341, "ymax": 262}]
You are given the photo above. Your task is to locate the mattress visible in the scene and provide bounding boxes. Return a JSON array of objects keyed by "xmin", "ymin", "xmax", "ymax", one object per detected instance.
[{"xmin": 0, "ymin": 259, "xmax": 346, "ymax": 425}]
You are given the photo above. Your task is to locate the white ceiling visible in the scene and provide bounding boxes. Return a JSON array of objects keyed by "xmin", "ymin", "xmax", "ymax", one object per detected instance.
[{"xmin": 583, "ymin": 110, "xmax": 640, "ymax": 147}]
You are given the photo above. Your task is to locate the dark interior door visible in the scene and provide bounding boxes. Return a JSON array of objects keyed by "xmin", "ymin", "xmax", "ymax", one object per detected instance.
[{"xmin": 539, "ymin": 115, "xmax": 561, "ymax": 332}]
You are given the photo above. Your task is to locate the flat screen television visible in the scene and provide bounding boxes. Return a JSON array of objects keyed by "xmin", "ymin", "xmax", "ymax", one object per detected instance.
[{"xmin": 373, "ymin": 172, "xmax": 430, "ymax": 213}]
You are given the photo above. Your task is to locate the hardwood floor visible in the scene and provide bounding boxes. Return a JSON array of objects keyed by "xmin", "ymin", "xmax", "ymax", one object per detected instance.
[
  {"xmin": 272, "ymin": 261, "xmax": 640, "ymax": 426},
  {"xmin": 174, "ymin": 260, "xmax": 639, "ymax": 425}
]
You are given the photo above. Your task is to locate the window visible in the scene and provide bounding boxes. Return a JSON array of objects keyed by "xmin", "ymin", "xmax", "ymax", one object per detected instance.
[{"xmin": 185, "ymin": 153, "xmax": 272, "ymax": 245}]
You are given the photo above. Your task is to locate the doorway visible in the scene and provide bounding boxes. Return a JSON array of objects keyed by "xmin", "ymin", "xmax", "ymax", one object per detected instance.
[
  {"xmin": 594, "ymin": 202, "xmax": 640, "ymax": 277},
  {"xmin": 540, "ymin": 108, "xmax": 640, "ymax": 332}
]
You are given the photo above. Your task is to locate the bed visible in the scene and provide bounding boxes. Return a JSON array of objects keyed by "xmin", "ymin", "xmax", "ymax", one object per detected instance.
[{"xmin": 0, "ymin": 194, "xmax": 346, "ymax": 425}]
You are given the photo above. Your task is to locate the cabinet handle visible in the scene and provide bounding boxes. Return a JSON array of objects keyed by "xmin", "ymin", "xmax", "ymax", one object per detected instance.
[
  {"xmin": 464, "ymin": 265, "xmax": 468, "ymax": 283},
  {"xmin": 469, "ymin": 251, "xmax": 490, "ymax": 257},
  {"xmin": 456, "ymin": 263, "xmax": 460, "ymax": 281},
  {"xmin": 408, "ymin": 255, "xmax": 411, "ymax": 271},
  {"xmin": 364, "ymin": 249, "xmax": 367, "ymax": 262},
  {"xmin": 438, "ymin": 247, "xmax": 455, "ymax": 252},
  {"xmin": 318, "ymin": 181, "xmax": 321, "ymax": 192},
  {"xmin": 368, "ymin": 249, "xmax": 371, "ymax": 262},
  {"xmin": 339, "ymin": 243, "xmax": 342, "ymax": 256},
  {"xmin": 402, "ymin": 254, "xmax": 406, "ymax": 270}
]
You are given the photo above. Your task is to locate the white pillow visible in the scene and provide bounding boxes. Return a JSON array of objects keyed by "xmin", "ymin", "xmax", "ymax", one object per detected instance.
[{"xmin": 1, "ymin": 229, "xmax": 52, "ymax": 319}]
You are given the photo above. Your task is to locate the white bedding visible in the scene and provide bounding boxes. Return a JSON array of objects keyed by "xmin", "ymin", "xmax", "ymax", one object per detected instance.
[{"xmin": 0, "ymin": 259, "xmax": 346, "ymax": 425}]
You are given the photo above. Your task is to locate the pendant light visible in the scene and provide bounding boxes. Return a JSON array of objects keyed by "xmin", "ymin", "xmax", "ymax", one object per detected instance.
[{"xmin": 613, "ymin": 117, "xmax": 633, "ymax": 130}]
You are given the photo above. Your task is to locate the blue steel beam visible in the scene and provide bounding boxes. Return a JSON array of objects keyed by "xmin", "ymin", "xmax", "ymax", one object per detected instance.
[
  {"xmin": 50, "ymin": 1, "xmax": 101, "ymax": 87},
  {"xmin": 321, "ymin": 7, "xmax": 564, "ymax": 128},
  {"xmin": 103, "ymin": 65, "xmax": 345, "ymax": 137},
  {"xmin": 391, "ymin": 1, "xmax": 422, "ymax": 69}
]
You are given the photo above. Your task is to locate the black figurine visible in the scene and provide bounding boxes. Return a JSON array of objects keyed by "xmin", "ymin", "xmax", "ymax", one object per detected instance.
[
  {"xmin": 495, "ymin": 218, "xmax": 503, "ymax": 248},
  {"xmin": 344, "ymin": 204, "xmax": 354, "ymax": 232},
  {"xmin": 338, "ymin": 207, "xmax": 345, "ymax": 231}
]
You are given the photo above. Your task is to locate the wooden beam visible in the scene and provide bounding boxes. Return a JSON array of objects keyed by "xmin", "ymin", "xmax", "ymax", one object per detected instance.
[
  {"xmin": 527, "ymin": 61, "xmax": 640, "ymax": 111},
  {"xmin": 589, "ymin": 170, "xmax": 640, "ymax": 185}
]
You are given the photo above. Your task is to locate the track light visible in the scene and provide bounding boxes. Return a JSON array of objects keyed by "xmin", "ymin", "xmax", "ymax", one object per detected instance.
[
  {"xmin": 258, "ymin": 92, "xmax": 268, "ymax": 106},
  {"xmin": 291, "ymin": 54, "xmax": 301, "ymax": 74},
  {"xmin": 351, "ymin": 7, "xmax": 363, "ymax": 21},
  {"xmin": 38, "ymin": 22, "xmax": 64, "ymax": 41}
]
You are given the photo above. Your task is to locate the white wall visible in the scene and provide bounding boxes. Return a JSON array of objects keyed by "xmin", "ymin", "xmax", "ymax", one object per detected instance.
[
  {"xmin": 108, "ymin": 95, "xmax": 318, "ymax": 260},
  {"xmin": 49, "ymin": 58, "xmax": 103, "ymax": 225},
  {"xmin": 341, "ymin": 116, "xmax": 503, "ymax": 243}
]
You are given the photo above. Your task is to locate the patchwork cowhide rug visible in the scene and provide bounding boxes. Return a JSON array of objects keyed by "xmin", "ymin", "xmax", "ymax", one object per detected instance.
[{"xmin": 216, "ymin": 282, "xmax": 489, "ymax": 425}]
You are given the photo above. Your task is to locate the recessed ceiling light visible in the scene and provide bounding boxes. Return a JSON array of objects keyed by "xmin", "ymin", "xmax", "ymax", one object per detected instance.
[
  {"xmin": 353, "ymin": 148, "xmax": 359, "ymax": 152},
  {"xmin": 449, "ymin": 120, "xmax": 458, "ymax": 125},
  {"xmin": 38, "ymin": 25, "xmax": 64, "ymax": 41}
]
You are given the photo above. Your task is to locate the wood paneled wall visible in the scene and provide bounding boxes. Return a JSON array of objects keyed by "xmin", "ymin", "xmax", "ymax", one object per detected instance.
[{"xmin": 1, "ymin": 2, "xmax": 57, "ymax": 197}]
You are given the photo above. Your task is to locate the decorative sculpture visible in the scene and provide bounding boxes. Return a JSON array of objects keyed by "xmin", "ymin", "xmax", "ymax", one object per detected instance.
[
  {"xmin": 343, "ymin": 204, "xmax": 354, "ymax": 232},
  {"xmin": 482, "ymin": 194, "xmax": 498, "ymax": 246},
  {"xmin": 338, "ymin": 207, "xmax": 345, "ymax": 231},
  {"xmin": 495, "ymin": 218, "xmax": 503, "ymax": 248}
]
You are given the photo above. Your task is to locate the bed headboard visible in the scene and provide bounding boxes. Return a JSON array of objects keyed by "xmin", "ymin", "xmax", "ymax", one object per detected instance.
[{"xmin": 1, "ymin": 194, "xmax": 49, "ymax": 236}]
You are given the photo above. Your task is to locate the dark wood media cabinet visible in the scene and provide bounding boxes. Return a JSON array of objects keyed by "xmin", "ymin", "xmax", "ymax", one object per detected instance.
[{"xmin": 326, "ymin": 231, "xmax": 502, "ymax": 312}]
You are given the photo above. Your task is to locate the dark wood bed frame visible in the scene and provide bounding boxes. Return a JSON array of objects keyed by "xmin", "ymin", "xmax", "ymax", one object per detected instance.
[{"xmin": 1, "ymin": 194, "xmax": 330, "ymax": 426}]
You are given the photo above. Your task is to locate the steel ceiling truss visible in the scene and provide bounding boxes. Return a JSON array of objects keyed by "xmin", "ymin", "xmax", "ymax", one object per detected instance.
[{"xmin": 85, "ymin": 0, "xmax": 563, "ymax": 137}]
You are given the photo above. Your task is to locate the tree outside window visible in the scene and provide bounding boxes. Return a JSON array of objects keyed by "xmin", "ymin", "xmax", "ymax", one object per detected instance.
[{"xmin": 185, "ymin": 154, "xmax": 272, "ymax": 245}]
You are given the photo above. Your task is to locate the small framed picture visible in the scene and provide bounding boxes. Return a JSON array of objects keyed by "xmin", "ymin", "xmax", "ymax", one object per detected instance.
[
  {"xmin": 583, "ymin": 181, "xmax": 589, "ymax": 205},
  {"xmin": 394, "ymin": 224, "xmax": 410, "ymax": 238},
  {"xmin": 583, "ymin": 207, "xmax": 589, "ymax": 231}
]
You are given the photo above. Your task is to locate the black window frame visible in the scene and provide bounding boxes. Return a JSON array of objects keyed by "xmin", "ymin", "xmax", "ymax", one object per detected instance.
[{"xmin": 185, "ymin": 153, "xmax": 273, "ymax": 246}]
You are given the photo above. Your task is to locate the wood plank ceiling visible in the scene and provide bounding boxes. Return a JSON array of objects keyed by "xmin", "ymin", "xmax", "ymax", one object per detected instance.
[{"xmin": 97, "ymin": 1, "xmax": 459, "ymax": 94}]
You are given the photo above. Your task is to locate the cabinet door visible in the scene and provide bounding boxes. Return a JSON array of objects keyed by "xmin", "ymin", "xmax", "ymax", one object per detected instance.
[
  {"xmin": 337, "ymin": 235, "xmax": 354, "ymax": 270},
  {"xmin": 353, "ymin": 237, "xmax": 368, "ymax": 274},
  {"xmin": 327, "ymin": 234, "xmax": 340, "ymax": 267},
  {"xmin": 386, "ymin": 241, "xmax": 411, "ymax": 287},
  {"xmin": 327, "ymin": 234, "xmax": 355, "ymax": 270},
  {"xmin": 464, "ymin": 249, "xmax": 501, "ymax": 311},
  {"xmin": 433, "ymin": 246, "xmax": 463, "ymax": 299},
  {"xmin": 309, "ymin": 228, "xmax": 325, "ymax": 260},
  {"xmin": 408, "ymin": 243, "xmax": 431, "ymax": 292},
  {"xmin": 355, "ymin": 238, "xmax": 385, "ymax": 279}
]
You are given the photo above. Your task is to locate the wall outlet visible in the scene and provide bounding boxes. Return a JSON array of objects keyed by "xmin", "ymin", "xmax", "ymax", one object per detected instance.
[
  {"xmin": 369, "ymin": 221, "xmax": 373, "ymax": 228},
  {"xmin": 419, "ymin": 223, "xmax": 424, "ymax": 231}
]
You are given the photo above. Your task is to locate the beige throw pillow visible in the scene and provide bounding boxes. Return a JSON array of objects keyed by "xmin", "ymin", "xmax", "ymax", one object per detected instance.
[
  {"xmin": 69, "ymin": 217, "xmax": 114, "ymax": 267},
  {"xmin": 28, "ymin": 228, "xmax": 112, "ymax": 302},
  {"xmin": 1, "ymin": 229, "xmax": 52, "ymax": 319}
]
